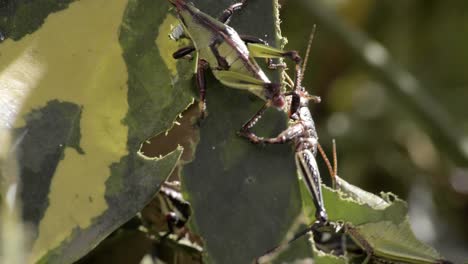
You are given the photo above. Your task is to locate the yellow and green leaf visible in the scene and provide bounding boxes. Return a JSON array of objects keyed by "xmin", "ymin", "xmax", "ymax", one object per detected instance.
[{"xmin": 1, "ymin": 0, "xmax": 193, "ymax": 262}]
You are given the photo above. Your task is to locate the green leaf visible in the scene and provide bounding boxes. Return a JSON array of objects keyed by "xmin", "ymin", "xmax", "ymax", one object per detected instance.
[
  {"xmin": 352, "ymin": 221, "xmax": 443, "ymax": 263},
  {"xmin": 1, "ymin": 0, "xmax": 194, "ymax": 262},
  {"xmin": 294, "ymin": 176, "xmax": 448, "ymax": 263},
  {"xmin": 0, "ymin": 0, "xmax": 75, "ymax": 41}
]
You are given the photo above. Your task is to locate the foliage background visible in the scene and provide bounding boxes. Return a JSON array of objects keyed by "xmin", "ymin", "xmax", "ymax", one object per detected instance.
[{"xmin": 280, "ymin": 0, "xmax": 468, "ymax": 262}]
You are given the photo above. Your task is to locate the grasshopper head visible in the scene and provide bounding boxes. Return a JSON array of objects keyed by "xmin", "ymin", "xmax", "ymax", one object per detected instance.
[
  {"xmin": 266, "ymin": 83, "xmax": 285, "ymax": 109},
  {"xmin": 272, "ymin": 94, "xmax": 285, "ymax": 108}
]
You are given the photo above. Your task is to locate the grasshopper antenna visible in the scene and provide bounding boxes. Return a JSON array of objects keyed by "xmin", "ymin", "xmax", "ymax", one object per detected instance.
[
  {"xmin": 332, "ymin": 139, "xmax": 338, "ymax": 180},
  {"xmin": 298, "ymin": 25, "xmax": 317, "ymax": 88}
]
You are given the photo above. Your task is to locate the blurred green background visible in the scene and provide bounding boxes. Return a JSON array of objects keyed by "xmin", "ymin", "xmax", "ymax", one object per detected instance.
[{"xmin": 280, "ymin": 0, "xmax": 468, "ymax": 261}]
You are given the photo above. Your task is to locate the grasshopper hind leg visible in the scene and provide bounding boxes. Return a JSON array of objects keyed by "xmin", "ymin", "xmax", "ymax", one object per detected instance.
[
  {"xmin": 218, "ymin": 0, "xmax": 248, "ymax": 24},
  {"xmin": 240, "ymin": 35, "xmax": 287, "ymax": 70},
  {"xmin": 247, "ymin": 43, "xmax": 304, "ymax": 89}
]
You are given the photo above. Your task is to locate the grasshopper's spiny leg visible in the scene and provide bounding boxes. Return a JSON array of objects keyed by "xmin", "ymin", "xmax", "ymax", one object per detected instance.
[
  {"xmin": 282, "ymin": 50, "xmax": 304, "ymax": 89},
  {"xmin": 238, "ymin": 103, "xmax": 268, "ymax": 136},
  {"xmin": 332, "ymin": 140, "xmax": 338, "ymax": 180},
  {"xmin": 196, "ymin": 59, "xmax": 209, "ymax": 119},
  {"xmin": 239, "ymin": 103, "xmax": 293, "ymax": 145},
  {"xmin": 240, "ymin": 122, "xmax": 303, "ymax": 145},
  {"xmin": 242, "ymin": 131, "xmax": 290, "ymax": 145},
  {"xmin": 266, "ymin": 60, "xmax": 287, "ymax": 70},
  {"xmin": 172, "ymin": 45, "xmax": 195, "ymax": 59},
  {"xmin": 317, "ymin": 143, "xmax": 335, "ymax": 189},
  {"xmin": 218, "ymin": 0, "xmax": 248, "ymax": 24}
]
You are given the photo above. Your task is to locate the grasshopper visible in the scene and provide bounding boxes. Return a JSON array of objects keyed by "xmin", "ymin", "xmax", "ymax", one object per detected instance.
[
  {"xmin": 238, "ymin": 28, "xmax": 328, "ymax": 224},
  {"xmin": 167, "ymin": 0, "xmax": 304, "ymax": 118}
]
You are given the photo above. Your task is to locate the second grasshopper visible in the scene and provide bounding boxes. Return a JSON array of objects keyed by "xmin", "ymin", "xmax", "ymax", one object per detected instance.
[
  {"xmin": 238, "ymin": 28, "xmax": 328, "ymax": 223},
  {"xmin": 167, "ymin": 0, "xmax": 303, "ymax": 119}
]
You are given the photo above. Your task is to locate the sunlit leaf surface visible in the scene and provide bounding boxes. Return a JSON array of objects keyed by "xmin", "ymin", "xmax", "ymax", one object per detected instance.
[{"xmin": 1, "ymin": 0, "xmax": 193, "ymax": 262}]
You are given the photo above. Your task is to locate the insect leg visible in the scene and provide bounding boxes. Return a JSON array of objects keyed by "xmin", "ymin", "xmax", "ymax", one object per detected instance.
[
  {"xmin": 213, "ymin": 71, "xmax": 274, "ymax": 97},
  {"xmin": 317, "ymin": 140, "xmax": 339, "ymax": 190},
  {"xmin": 196, "ymin": 59, "xmax": 209, "ymax": 119},
  {"xmin": 239, "ymin": 120, "xmax": 303, "ymax": 145},
  {"xmin": 247, "ymin": 43, "xmax": 301, "ymax": 65},
  {"xmin": 240, "ymin": 35, "xmax": 286, "ymax": 69},
  {"xmin": 209, "ymin": 38, "xmax": 230, "ymax": 70},
  {"xmin": 296, "ymin": 150, "xmax": 328, "ymax": 223},
  {"xmin": 247, "ymin": 43, "xmax": 303, "ymax": 86},
  {"xmin": 172, "ymin": 45, "xmax": 195, "ymax": 59},
  {"xmin": 239, "ymin": 103, "xmax": 268, "ymax": 134},
  {"xmin": 239, "ymin": 35, "xmax": 266, "ymax": 45},
  {"xmin": 218, "ymin": 0, "xmax": 248, "ymax": 24},
  {"xmin": 346, "ymin": 226, "xmax": 374, "ymax": 264}
]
